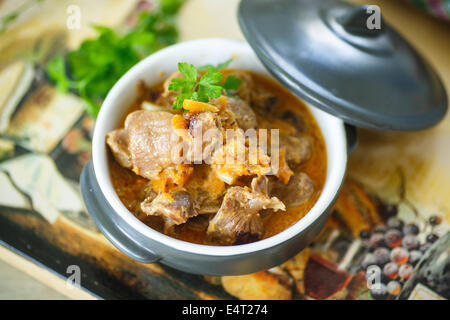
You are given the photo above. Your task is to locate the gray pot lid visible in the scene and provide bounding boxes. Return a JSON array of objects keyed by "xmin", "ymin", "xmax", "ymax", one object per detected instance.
[{"xmin": 238, "ymin": 0, "xmax": 448, "ymax": 131}]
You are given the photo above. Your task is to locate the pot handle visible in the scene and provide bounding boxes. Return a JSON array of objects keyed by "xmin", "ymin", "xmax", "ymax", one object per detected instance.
[
  {"xmin": 81, "ymin": 161, "xmax": 161, "ymax": 264},
  {"xmin": 345, "ymin": 124, "xmax": 358, "ymax": 155}
]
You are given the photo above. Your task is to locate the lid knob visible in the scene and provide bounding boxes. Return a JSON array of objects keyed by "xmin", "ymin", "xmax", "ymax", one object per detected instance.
[
  {"xmin": 321, "ymin": 3, "xmax": 394, "ymax": 54},
  {"xmin": 338, "ymin": 5, "xmax": 384, "ymax": 37}
]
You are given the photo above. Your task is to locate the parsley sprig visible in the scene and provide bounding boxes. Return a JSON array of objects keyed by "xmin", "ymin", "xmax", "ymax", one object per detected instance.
[
  {"xmin": 46, "ymin": 0, "xmax": 185, "ymax": 116},
  {"xmin": 169, "ymin": 60, "xmax": 242, "ymax": 110}
]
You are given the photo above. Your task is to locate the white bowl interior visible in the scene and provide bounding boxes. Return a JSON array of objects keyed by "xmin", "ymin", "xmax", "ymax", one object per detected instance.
[{"xmin": 93, "ymin": 38, "xmax": 347, "ymax": 256}]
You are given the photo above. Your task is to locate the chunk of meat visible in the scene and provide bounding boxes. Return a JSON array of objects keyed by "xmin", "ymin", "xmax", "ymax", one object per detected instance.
[
  {"xmin": 277, "ymin": 110, "xmax": 306, "ymax": 131},
  {"xmin": 211, "ymin": 96, "xmax": 257, "ymax": 130},
  {"xmin": 208, "ymin": 96, "xmax": 250, "ymax": 131},
  {"xmin": 251, "ymin": 174, "xmax": 269, "ymax": 194},
  {"xmin": 106, "ymin": 129, "xmax": 131, "ymax": 168},
  {"xmin": 279, "ymin": 134, "xmax": 313, "ymax": 164},
  {"xmin": 225, "ymin": 97, "xmax": 258, "ymax": 130},
  {"xmin": 251, "ymin": 88, "xmax": 278, "ymax": 114},
  {"xmin": 187, "ymin": 111, "xmax": 223, "ymax": 163},
  {"xmin": 270, "ymin": 172, "xmax": 314, "ymax": 208},
  {"xmin": 194, "ymin": 190, "xmax": 222, "ymax": 214},
  {"xmin": 125, "ymin": 110, "xmax": 184, "ymax": 180},
  {"xmin": 207, "ymin": 187, "xmax": 264, "ymax": 245},
  {"xmin": 207, "ymin": 176, "xmax": 285, "ymax": 245},
  {"xmin": 185, "ymin": 214, "xmax": 211, "ymax": 232},
  {"xmin": 211, "ymin": 129, "xmax": 271, "ymax": 184},
  {"xmin": 274, "ymin": 149, "xmax": 294, "ymax": 184},
  {"xmin": 228, "ymin": 71, "xmax": 254, "ymax": 104},
  {"xmin": 142, "ymin": 101, "xmax": 171, "ymax": 113},
  {"xmin": 184, "ymin": 165, "xmax": 225, "ymax": 214},
  {"xmin": 151, "ymin": 164, "xmax": 194, "ymax": 193},
  {"xmin": 141, "ymin": 190, "xmax": 197, "ymax": 230},
  {"xmin": 216, "ymin": 104, "xmax": 239, "ymax": 130},
  {"xmin": 226, "ymin": 72, "xmax": 277, "ymax": 115}
]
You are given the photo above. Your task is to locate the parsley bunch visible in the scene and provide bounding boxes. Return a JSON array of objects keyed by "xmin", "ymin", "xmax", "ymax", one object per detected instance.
[
  {"xmin": 169, "ymin": 60, "xmax": 242, "ymax": 110},
  {"xmin": 46, "ymin": 0, "xmax": 185, "ymax": 116}
]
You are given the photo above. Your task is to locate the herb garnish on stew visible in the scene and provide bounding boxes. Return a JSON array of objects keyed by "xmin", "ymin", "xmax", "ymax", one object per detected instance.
[{"xmin": 169, "ymin": 60, "xmax": 242, "ymax": 110}]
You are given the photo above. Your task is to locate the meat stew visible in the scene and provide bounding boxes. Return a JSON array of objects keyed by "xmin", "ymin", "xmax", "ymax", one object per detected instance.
[{"xmin": 107, "ymin": 67, "xmax": 327, "ymax": 246}]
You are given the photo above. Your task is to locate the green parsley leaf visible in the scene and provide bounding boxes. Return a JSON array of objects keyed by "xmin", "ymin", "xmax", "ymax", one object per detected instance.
[
  {"xmin": 169, "ymin": 77, "xmax": 196, "ymax": 93},
  {"xmin": 178, "ymin": 62, "xmax": 198, "ymax": 82},
  {"xmin": 197, "ymin": 58, "xmax": 232, "ymax": 72},
  {"xmin": 160, "ymin": 0, "xmax": 186, "ymax": 15},
  {"xmin": 169, "ymin": 59, "xmax": 242, "ymax": 110},
  {"xmin": 223, "ymin": 75, "xmax": 242, "ymax": 91},
  {"xmin": 173, "ymin": 92, "xmax": 192, "ymax": 110},
  {"xmin": 199, "ymin": 70, "xmax": 224, "ymax": 85},
  {"xmin": 46, "ymin": 55, "xmax": 69, "ymax": 93},
  {"xmin": 197, "ymin": 83, "xmax": 222, "ymax": 102},
  {"xmin": 216, "ymin": 59, "xmax": 233, "ymax": 71},
  {"xmin": 46, "ymin": 0, "xmax": 185, "ymax": 117}
]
